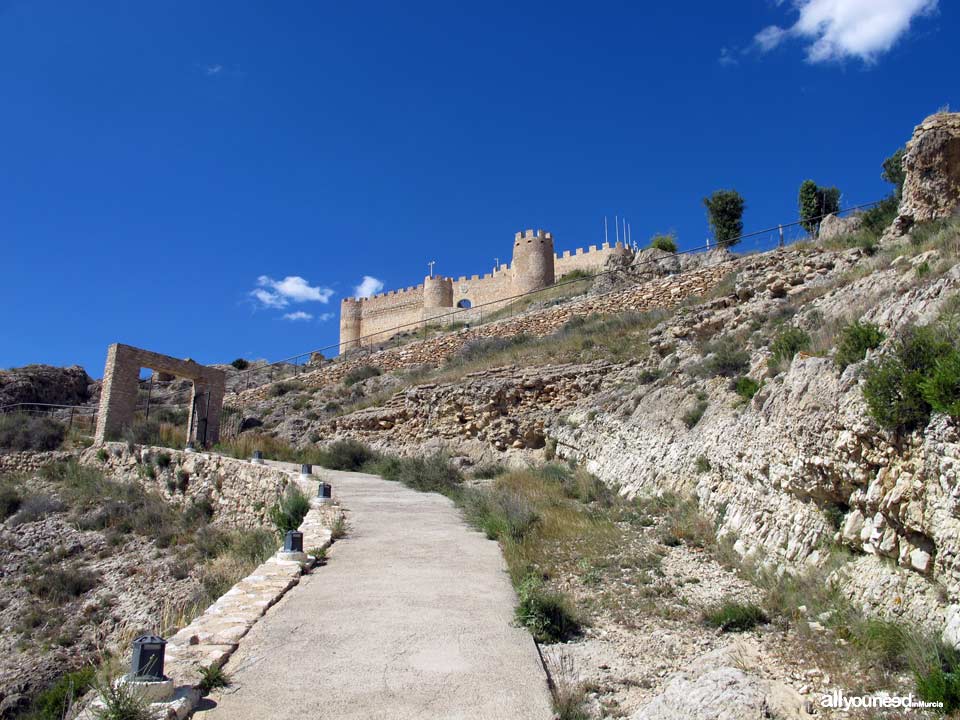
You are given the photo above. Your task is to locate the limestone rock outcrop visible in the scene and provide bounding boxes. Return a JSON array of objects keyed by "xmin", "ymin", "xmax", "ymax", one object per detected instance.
[
  {"xmin": 893, "ymin": 111, "xmax": 960, "ymax": 235},
  {"xmin": 632, "ymin": 643, "xmax": 810, "ymax": 720},
  {"xmin": 818, "ymin": 212, "xmax": 863, "ymax": 241},
  {"xmin": 0, "ymin": 364, "xmax": 92, "ymax": 408}
]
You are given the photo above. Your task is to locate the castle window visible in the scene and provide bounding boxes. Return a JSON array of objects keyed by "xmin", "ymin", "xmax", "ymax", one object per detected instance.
[{"xmin": 457, "ymin": 299, "xmax": 472, "ymax": 309}]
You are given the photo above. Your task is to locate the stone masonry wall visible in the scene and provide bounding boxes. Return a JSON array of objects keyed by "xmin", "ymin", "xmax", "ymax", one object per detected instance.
[
  {"xmin": 79, "ymin": 443, "xmax": 293, "ymax": 528},
  {"xmin": 340, "ymin": 233, "xmax": 631, "ymax": 351}
]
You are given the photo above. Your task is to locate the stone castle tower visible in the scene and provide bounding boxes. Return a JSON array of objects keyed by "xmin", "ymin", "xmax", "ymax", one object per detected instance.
[{"xmin": 339, "ymin": 228, "xmax": 629, "ymax": 353}]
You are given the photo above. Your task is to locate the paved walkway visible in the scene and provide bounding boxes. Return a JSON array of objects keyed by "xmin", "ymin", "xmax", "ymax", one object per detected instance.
[{"xmin": 195, "ymin": 468, "xmax": 553, "ymax": 720}]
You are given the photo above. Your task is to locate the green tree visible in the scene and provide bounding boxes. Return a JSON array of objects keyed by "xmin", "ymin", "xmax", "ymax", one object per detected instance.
[
  {"xmin": 703, "ymin": 190, "xmax": 745, "ymax": 247},
  {"xmin": 798, "ymin": 180, "xmax": 841, "ymax": 235},
  {"xmin": 882, "ymin": 147, "xmax": 906, "ymax": 199}
]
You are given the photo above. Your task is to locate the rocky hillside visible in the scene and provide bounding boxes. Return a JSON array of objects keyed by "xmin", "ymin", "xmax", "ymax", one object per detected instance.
[
  {"xmin": 0, "ymin": 446, "xmax": 289, "ymax": 718},
  {"xmin": 229, "ymin": 112, "xmax": 960, "ymax": 718}
]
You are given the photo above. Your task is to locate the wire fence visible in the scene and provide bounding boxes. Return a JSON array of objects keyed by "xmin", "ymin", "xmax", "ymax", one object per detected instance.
[
  {"xmin": 0, "ymin": 402, "xmax": 99, "ymax": 436},
  {"xmin": 226, "ymin": 200, "xmax": 882, "ymax": 395}
]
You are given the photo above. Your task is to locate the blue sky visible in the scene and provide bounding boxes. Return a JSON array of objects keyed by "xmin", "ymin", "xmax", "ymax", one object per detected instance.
[{"xmin": 2, "ymin": 0, "xmax": 956, "ymax": 377}]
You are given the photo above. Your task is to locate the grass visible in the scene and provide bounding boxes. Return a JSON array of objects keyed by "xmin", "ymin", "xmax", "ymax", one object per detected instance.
[
  {"xmin": 546, "ymin": 652, "xmax": 589, "ymax": 720},
  {"xmin": 330, "ymin": 514, "xmax": 348, "ymax": 540},
  {"xmin": 269, "ymin": 484, "xmax": 310, "ymax": 534},
  {"xmin": 703, "ymin": 601, "xmax": 767, "ymax": 632},
  {"xmin": 197, "ymin": 664, "xmax": 231, "ymax": 695}
]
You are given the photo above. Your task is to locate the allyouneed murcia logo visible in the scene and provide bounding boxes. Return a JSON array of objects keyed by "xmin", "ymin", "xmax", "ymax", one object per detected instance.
[{"xmin": 820, "ymin": 689, "xmax": 943, "ymax": 710}]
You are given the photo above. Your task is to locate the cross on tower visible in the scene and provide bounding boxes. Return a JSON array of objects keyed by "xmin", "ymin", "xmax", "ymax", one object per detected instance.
[{"xmin": 428, "ymin": 260, "xmax": 435, "ymax": 278}]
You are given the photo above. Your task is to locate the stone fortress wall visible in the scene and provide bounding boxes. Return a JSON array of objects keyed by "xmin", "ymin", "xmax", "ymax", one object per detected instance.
[{"xmin": 339, "ymin": 228, "xmax": 631, "ymax": 352}]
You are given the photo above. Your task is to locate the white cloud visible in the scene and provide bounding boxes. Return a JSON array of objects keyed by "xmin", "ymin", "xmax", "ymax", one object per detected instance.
[
  {"xmin": 353, "ymin": 276, "xmax": 384, "ymax": 299},
  {"xmin": 318, "ymin": 312, "xmax": 334, "ymax": 322},
  {"xmin": 283, "ymin": 311, "xmax": 313, "ymax": 321},
  {"xmin": 754, "ymin": 0, "xmax": 938, "ymax": 63},
  {"xmin": 251, "ymin": 275, "xmax": 334, "ymax": 309},
  {"xmin": 754, "ymin": 25, "xmax": 788, "ymax": 51},
  {"xmin": 205, "ymin": 64, "xmax": 223, "ymax": 76},
  {"xmin": 718, "ymin": 47, "xmax": 739, "ymax": 66}
]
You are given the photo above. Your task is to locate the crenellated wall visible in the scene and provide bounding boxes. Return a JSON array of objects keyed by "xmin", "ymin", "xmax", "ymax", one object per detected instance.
[{"xmin": 339, "ymin": 228, "xmax": 632, "ymax": 352}]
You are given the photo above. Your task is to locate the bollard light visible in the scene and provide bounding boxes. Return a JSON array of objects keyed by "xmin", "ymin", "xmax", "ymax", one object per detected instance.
[
  {"xmin": 130, "ymin": 635, "xmax": 166, "ymax": 681},
  {"xmin": 317, "ymin": 482, "xmax": 332, "ymax": 500},
  {"xmin": 300, "ymin": 464, "xmax": 312, "ymax": 478},
  {"xmin": 284, "ymin": 530, "xmax": 304, "ymax": 553},
  {"xmin": 251, "ymin": 450, "xmax": 264, "ymax": 465}
]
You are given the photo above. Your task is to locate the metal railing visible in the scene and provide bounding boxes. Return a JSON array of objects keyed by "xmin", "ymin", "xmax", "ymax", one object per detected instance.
[{"xmin": 227, "ymin": 201, "xmax": 882, "ymax": 395}]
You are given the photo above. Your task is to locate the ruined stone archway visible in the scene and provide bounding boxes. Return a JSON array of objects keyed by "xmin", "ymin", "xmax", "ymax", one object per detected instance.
[{"xmin": 94, "ymin": 343, "xmax": 226, "ymax": 446}]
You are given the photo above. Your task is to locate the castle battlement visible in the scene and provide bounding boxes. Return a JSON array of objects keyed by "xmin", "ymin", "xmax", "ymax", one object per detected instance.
[{"xmin": 338, "ymin": 227, "xmax": 634, "ymax": 353}]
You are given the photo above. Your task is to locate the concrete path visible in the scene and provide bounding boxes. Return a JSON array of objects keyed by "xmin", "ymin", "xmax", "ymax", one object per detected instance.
[{"xmin": 195, "ymin": 468, "xmax": 553, "ymax": 720}]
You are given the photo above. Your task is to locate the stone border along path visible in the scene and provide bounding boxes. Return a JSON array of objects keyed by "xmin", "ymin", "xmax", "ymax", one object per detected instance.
[
  {"xmin": 77, "ymin": 464, "xmax": 337, "ymax": 720},
  {"xmin": 194, "ymin": 465, "xmax": 555, "ymax": 720}
]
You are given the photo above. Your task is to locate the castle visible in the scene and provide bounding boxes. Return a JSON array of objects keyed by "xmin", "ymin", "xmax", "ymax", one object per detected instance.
[{"xmin": 339, "ymin": 229, "xmax": 631, "ymax": 352}]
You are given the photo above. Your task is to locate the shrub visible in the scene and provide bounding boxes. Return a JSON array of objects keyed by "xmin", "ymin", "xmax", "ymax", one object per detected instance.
[
  {"xmin": 155, "ymin": 452, "xmax": 172, "ymax": 469},
  {"xmin": 9, "ymin": 494, "xmax": 64, "ymax": 526},
  {"xmin": 703, "ymin": 189, "xmax": 745, "ymax": 247},
  {"xmin": 462, "ymin": 487, "xmax": 539, "ymax": 542},
  {"xmin": 230, "ymin": 358, "xmax": 250, "ymax": 370},
  {"xmin": 699, "ymin": 339, "xmax": 750, "ymax": 378},
  {"xmin": 0, "ymin": 414, "xmax": 65, "ymax": 450},
  {"xmin": 704, "ymin": 601, "xmax": 767, "ymax": 632},
  {"xmin": 862, "ymin": 325, "xmax": 953, "ymax": 433},
  {"xmin": 658, "ymin": 497, "xmax": 714, "ymax": 548},
  {"xmin": 649, "ymin": 233, "xmax": 678, "ymax": 253},
  {"xmin": 376, "ymin": 453, "xmax": 463, "ymax": 495},
  {"xmin": 472, "ymin": 463, "xmax": 507, "ymax": 479},
  {"xmin": 451, "ymin": 335, "xmax": 530, "ymax": 364},
  {"xmin": 834, "ymin": 321, "xmax": 885, "ymax": 370},
  {"xmin": 769, "ymin": 326, "xmax": 811, "ymax": 368},
  {"xmin": 915, "ymin": 644, "xmax": 960, "ymax": 713},
  {"xmin": 27, "ymin": 567, "xmax": 100, "ymax": 602},
  {"xmin": 91, "ymin": 674, "xmax": 155, "ymax": 720},
  {"xmin": 121, "ymin": 420, "xmax": 162, "ymax": 447},
  {"xmin": 268, "ymin": 380, "xmax": 302, "ymax": 398},
  {"xmin": 682, "ymin": 400, "xmax": 708, "ymax": 429},
  {"xmin": 26, "ymin": 666, "xmax": 96, "ymax": 720},
  {"xmin": 694, "ymin": 456, "xmax": 711, "ymax": 474},
  {"xmin": 515, "ymin": 575, "xmax": 580, "ymax": 643},
  {"xmin": 269, "ymin": 485, "xmax": 310, "ymax": 535},
  {"xmin": 343, "ymin": 365, "xmax": 382, "ymax": 387},
  {"xmin": 227, "ymin": 528, "xmax": 277, "ymax": 565},
  {"xmin": 733, "ymin": 376, "xmax": 760, "ymax": 401},
  {"xmin": 0, "ymin": 481, "xmax": 23, "ymax": 520},
  {"xmin": 921, "ymin": 351, "xmax": 960, "ymax": 420},
  {"xmin": 861, "ymin": 195, "xmax": 899, "ymax": 238},
  {"xmin": 316, "ymin": 439, "xmax": 378, "ymax": 471}
]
